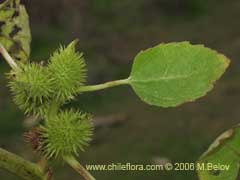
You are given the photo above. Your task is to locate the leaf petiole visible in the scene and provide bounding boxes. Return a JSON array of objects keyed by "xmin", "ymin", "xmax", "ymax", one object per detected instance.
[{"xmin": 78, "ymin": 78, "xmax": 130, "ymax": 92}]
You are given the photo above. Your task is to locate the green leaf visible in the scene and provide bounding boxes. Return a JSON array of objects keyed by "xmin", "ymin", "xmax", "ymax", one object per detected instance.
[
  {"xmin": 197, "ymin": 126, "xmax": 240, "ymax": 180},
  {"xmin": 0, "ymin": 0, "xmax": 31, "ymax": 63},
  {"xmin": 129, "ymin": 42, "xmax": 229, "ymax": 107}
]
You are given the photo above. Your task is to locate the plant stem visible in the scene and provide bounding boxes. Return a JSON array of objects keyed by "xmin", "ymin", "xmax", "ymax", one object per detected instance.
[
  {"xmin": 0, "ymin": 147, "xmax": 44, "ymax": 180},
  {"xmin": 37, "ymin": 157, "xmax": 48, "ymax": 172},
  {"xmin": 0, "ymin": 43, "xmax": 20, "ymax": 71},
  {"xmin": 78, "ymin": 78, "xmax": 130, "ymax": 92},
  {"xmin": 63, "ymin": 155, "xmax": 95, "ymax": 180}
]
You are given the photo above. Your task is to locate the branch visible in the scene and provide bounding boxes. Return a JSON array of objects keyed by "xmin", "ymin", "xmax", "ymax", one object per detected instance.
[
  {"xmin": 0, "ymin": 147, "xmax": 44, "ymax": 180},
  {"xmin": 63, "ymin": 155, "xmax": 95, "ymax": 180},
  {"xmin": 0, "ymin": 43, "xmax": 20, "ymax": 71}
]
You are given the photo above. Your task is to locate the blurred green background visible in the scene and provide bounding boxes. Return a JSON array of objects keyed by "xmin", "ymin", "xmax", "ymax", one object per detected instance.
[{"xmin": 1, "ymin": 0, "xmax": 240, "ymax": 179}]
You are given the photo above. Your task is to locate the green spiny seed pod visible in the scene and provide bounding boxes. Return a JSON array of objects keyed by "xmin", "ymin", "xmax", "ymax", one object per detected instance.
[
  {"xmin": 8, "ymin": 63, "xmax": 54, "ymax": 115},
  {"xmin": 39, "ymin": 109, "xmax": 93, "ymax": 159},
  {"xmin": 48, "ymin": 40, "xmax": 87, "ymax": 102}
]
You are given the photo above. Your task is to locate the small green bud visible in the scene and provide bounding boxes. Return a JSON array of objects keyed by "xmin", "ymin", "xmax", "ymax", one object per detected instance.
[
  {"xmin": 8, "ymin": 63, "xmax": 54, "ymax": 115},
  {"xmin": 48, "ymin": 40, "xmax": 87, "ymax": 102},
  {"xmin": 39, "ymin": 109, "xmax": 93, "ymax": 159}
]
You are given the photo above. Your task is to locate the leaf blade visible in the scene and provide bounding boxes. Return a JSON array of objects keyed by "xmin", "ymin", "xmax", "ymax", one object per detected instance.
[
  {"xmin": 129, "ymin": 42, "xmax": 229, "ymax": 107},
  {"xmin": 0, "ymin": 0, "xmax": 31, "ymax": 63},
  {"xmin": 197, "ymin": 126, "xmax": 240, "ymax": 180}
]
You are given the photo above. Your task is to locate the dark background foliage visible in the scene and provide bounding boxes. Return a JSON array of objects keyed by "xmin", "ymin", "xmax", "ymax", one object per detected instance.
[{"xmin": 1, "ymin": 0, "xmax": 240, "ymax": 179}]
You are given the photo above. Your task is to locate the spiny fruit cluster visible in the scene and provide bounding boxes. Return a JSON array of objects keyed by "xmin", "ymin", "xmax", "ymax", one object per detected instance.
[
  {"xmin": 40, "ymin": 110, "xmax": 93, "ymax": 159},
  {"xmin": 9, "ymin": 40, "xmax": 86, "ymax": 115},
  {"xmin": 8, "ymin": 40, "xmax": 93, "ymax": 160}
]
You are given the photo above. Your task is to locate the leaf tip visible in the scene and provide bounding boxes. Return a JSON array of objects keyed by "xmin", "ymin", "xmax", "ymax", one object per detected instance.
[{"xmin": 218, "ymin": 53, "xmax": 231, "ymax": 70}]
